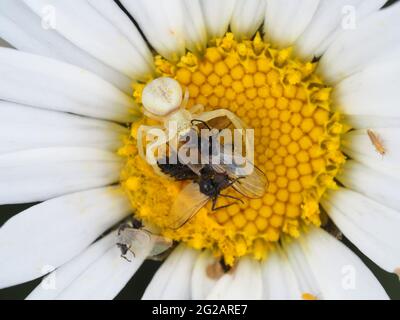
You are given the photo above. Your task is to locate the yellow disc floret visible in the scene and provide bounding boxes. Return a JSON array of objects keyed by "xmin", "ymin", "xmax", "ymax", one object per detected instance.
[{"xmin": 120, "ymin": 33, "xmax": 346, "ymax": 265}]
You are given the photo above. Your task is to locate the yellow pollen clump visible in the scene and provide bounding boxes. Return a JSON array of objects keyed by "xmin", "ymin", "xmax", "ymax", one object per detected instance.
[
  {"xmin": 302, "ymin": 293, "xmax": 318, "ymax": 300},
  {"xmin": 121, "ymin": 33, "xmax": 346, "ymax": 265}
]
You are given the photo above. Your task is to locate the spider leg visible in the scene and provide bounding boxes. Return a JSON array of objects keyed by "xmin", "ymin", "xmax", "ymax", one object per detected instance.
[
  {"xmin": 189, "ymin": 103, "xmax": 205, "ymax": 115},
  {"xmin": 181, "ymin": 87, "xmax": 190, "ymax": 109},
  {"xmin": 191, "ymin": 119, "xmax": 212, "ymax": 130}
]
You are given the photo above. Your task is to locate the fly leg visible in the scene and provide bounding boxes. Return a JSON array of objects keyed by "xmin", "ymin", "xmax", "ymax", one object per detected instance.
[
  {"xmin": 128, "ymin": 247, "xmax": 136, "ymax": 258},
  {"xmin": 211, "ymin": 195, "xmax": 236, "ymax": 211},
  {"xmin": 218, "ymin": 193, "xmax": 244, "ymax": 204},
  {"xmin": 120, "ymin": 254, "xmax": 132, "ymax": 262},
  {"xmin": 117, "ymin": 243, "xmax": 135, "ymax": 262}
]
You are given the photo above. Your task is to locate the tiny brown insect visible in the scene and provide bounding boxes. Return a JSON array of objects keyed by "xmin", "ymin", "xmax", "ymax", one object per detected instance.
[
  {"xmin": 367, "ymin": 129, "xmax": 386, "ymax": 156},
  {"xmin": 206, "ymin": 261, "xmax": 225, "ymax": 280}
]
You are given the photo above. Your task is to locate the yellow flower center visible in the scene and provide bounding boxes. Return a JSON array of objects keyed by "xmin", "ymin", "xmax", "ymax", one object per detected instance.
[{"xmin": 119, "ymin": 33, "xmax": 346, "ymax": 265}]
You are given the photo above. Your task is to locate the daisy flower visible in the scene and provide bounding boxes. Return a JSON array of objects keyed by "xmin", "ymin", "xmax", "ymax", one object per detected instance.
[{"xmin": 0, "ymin": 0, "xmax": 399, "ymax": 300}]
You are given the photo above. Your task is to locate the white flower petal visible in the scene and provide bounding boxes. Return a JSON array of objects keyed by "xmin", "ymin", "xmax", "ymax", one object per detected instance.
[
  {"xmin": 231, "ymin": 0, "xmax": 266, "ymax": 40},
  {"xmin": 206, "ymin": 257, "xmax": 262, "ymax": 300},
  {"xmin": 56, "ymin": 235, "xmax": 150, "ymax": 300},
  {"xmin": 264, "ymin": 0, "xmax": 320, "ymax": 48},
  {"xmin": 181, "ymin": 0, "xmax": 207, "ymax": 54},
  {"xmin": 342, "ymin": 128, "xmax": 400, "ymax": 179},
  {"xmin": 121, "ymin": 0, "xmax": 185, "ymax": 61},
  {"xmin": 0, "ymin": 37, "xmax": 11, "ymax": 47},
  {"xmin": 332, "ymin": 59, "xmax": 400, "ymax": 119},
  {"xmin": 23, "ymin": 0, "xmax": 153, "ymax": 80},
  {"xmin": 27, "ymin": 231, "xmax": 116, "ymax": 300},
  {"xmin": 261, "ymin": 248, "xmax": 302, "ymax": 299},
  {"xmin": 28, "ymin": 230, "xmax": 158, "ymax": 300},
  {"xmin": 86, "ymin": 0, "xmax": 154, "ymax": 67},
  {"xmin": 295, "ymin": 0, "xmax": 386, "ymax": 60},
  {"xmin": 285, "ymin": 227, "xmax": 388, "ymax": 299},
  {"xmin": 283, "ymin": 238, "xmax": 321, "ymax": 297},
  {"xmin": 0, "ymin": 187, "xmax": 131, "ymax": 289},
  {"xmin": 0, "ymin": 48, "xmax": 137, "ymax": 122},
  {"xmin": 204, "ymin": 273, "xmax": 232, "ymax": 299},
  {"xmin": 338, "ymin": 160, "xmax": 400, "ymax": 212},
  {"xmin": 0, "ymin": 7, "xmax": 48, "ymax": 54},
  {"xmin": 201, "ymin": 0, "xmax": 236, "ymax": 40},
  {"xmin": 0, "ymin": 101, "xmax": 127, "ymax": 155},
  {"xmin": 319, "ymin": 2, "xmax": 400, "ymax": 84},
  {"xmin": 142, "ymin": 245, "xmax": 198, "ymax": 300},
  {"xmin": 342, "ymin": 115, "xmax": 400, "ymax": 130},
  {"xmin": 295, "ymin": 0, "xmax": 359, "ymax": 59},
  {"xmin": 316, "ymin": 0, "xmax": 387, "ymax": 61},
  {"xmin": 0, "ymin": 147, "xmax": 122, "ymax": 205},
  {"xmin": 191, "ymin": 251, "xmax": 219, "ymax": 299},
  {"xmin": 0, "ymin": 0, "xmax": 132, "ymax": 92},
  {"xmin": 322, "ymin": 188, "xmax": 400, "ymax": 276}
]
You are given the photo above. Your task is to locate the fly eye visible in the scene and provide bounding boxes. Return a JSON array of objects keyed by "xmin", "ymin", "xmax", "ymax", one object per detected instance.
[{"xmin": 142, "ymin": 77, "xmax": 182, "ymax": 117}]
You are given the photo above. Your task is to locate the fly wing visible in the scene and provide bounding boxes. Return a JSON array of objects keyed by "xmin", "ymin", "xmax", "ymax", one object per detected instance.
[
  {"xmin": 205, "ymin": 116, "xmax": 234, "ymax": 130},
  {"xmin": 118, "ymin": 226, "xmax": 173, "ymax": 257},
  {"xmin": 211, "ymin": 151, "xmax": 267, "ymax": 199},
  {"xmin": 184, "ymin": 162, "xmax": 204, "ymax": 175},
  {"xmin": 150, "ymin": 236, "xmax": 173, "ymax": 257},
  {"xmin": 230, "ymin": 164, "xmax": 268, "ymax": 198},
  {"xmin": 117, "ymin": 228, "xmax": 152, "ymax": 256},
  {"xmin": 168, "ymin": 182, "xmax": 209, "ymax": 229},
  {"xmin": 129, "ymin": 230, "xmax": 153, "ymax": 255}
]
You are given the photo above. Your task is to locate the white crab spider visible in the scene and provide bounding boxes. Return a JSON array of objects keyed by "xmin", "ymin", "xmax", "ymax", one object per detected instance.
[{"xmin": 137, "ymin": 77, "xmax": 247, "ymax": 154}]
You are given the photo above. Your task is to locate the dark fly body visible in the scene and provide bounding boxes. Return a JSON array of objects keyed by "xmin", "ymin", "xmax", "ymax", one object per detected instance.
[
  {"xmin": 158, "ymin": 119, "xmax": 267, "ymax": 229},
  {"xmin": 159, "ymin": 161, "xmax": 243, "ymax": 212}
]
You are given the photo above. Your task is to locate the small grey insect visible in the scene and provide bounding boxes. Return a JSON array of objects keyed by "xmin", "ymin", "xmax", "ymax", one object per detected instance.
[
  {"xmin": 116, "ymin": 223, "xmax": 139, "ymax": 261},
  {"xmin": 116, "ymin": 219, "xmax": 173, "ymax": 262}
]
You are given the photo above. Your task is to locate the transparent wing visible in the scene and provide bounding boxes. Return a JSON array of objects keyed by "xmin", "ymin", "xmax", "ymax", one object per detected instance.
[
  {"xmin": 117, "ymin": 228, "xmax": 151, "ymax": 254},
  {"xmin": 211, "ymin": 151, "xmax": 268, "ymax": 199},
  {"xmin": 202, "ymin": 116, "xmax": 233, "ymax": 130},
  {"xmin": 231, "ymin": 164, "xmax": 268, "ymax": 198},
  {"xmin": 118, "ymin": 226, "xmax": 173, "ymax": 257},
  {"xmin": 150, "ymin": 236, "xmax": 173, "ymax": 256},
  {"xmin": 168, "ymin": 182, "xmax": 209, "ymax": 229}
]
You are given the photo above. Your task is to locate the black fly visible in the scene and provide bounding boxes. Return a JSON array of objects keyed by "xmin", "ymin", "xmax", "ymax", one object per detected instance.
[
  {"xmin": 159, "ymin": 162, "xmax": 243, "ymax": 211},
  {"xmin": 159, "ymin": 118, "xmax": 243, "ymax": 211},
  {"xmin": 157, "ymin": 119, "xmax": 267, "ymax": 229}
]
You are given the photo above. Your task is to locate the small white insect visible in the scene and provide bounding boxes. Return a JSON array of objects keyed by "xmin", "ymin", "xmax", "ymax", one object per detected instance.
[
  {"xmin": 116, "ymin": 219, "xmax": 172, "ymax": 262},
  {"xmin": 137, "ymin": 77, "xmax": 247, "ymax": 161}
]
